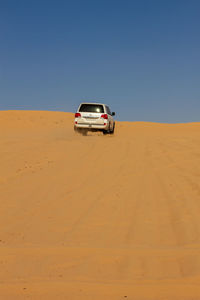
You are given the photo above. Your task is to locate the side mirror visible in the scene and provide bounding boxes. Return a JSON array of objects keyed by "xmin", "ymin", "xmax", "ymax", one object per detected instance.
[{"xmin": 112, "ymin": 112, "xmax": 115, "ymax": 116}]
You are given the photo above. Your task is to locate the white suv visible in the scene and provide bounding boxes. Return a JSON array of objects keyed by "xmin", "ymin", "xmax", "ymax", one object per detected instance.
[{"xmin": 74, "ymin": 102, "xmax": 115, "ymax": 135}]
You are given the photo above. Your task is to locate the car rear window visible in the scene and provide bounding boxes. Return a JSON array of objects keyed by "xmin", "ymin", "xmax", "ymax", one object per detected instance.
[{"xmin": 79, "ymin": 104, "xmax": 104, "ymax": 113}]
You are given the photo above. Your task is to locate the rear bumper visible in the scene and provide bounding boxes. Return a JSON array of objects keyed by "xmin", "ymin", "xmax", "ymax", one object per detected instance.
[{"xmin": 74, "ymin": 122, "xmax": 109, "ymax": 130}]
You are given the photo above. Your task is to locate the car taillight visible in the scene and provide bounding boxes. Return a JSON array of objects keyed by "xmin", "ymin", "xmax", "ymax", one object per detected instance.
[
  {"xmin": 101, "ymin": 114, "xmax": 108, "ymax": 119},
  {"xmin": 75, "ymin": 112, "xmax": 81, "ymax": 118}
]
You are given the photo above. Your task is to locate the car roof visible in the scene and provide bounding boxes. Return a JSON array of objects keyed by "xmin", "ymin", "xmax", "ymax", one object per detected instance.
[{"xmin": 79, "ymin": 102, "xmax": 108, "ymax": 106}]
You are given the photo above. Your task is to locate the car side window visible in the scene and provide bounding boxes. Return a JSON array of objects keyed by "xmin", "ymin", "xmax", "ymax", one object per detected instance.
[{"xmin": 106, "ymin": 106, "xmax": 112, "ymax": 115}]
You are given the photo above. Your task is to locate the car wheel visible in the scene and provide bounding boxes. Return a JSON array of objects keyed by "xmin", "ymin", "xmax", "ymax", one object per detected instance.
[
  {"xmin": 103, "ymin": 130, "xmax": 108, "ymax": 135},
  {"xmin": 110, "ymin": 123, "xmax": 115, "ymax": 134}
]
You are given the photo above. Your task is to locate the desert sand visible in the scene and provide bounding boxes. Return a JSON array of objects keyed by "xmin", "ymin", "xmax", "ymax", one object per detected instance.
[{"xmin": 1, "ymin": 110, "xmax": 200, "ymax": 299}]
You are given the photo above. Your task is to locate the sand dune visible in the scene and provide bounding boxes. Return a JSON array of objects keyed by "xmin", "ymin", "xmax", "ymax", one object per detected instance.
[{"xmin": 1, "ymin": 111, "xmax": 200, "ymax": 299}]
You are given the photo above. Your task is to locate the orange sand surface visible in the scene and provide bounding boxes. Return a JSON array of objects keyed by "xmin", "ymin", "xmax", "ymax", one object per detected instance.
[{"xmin": 1, "ymin": 110, "xmax": 200, "ymax": 299}]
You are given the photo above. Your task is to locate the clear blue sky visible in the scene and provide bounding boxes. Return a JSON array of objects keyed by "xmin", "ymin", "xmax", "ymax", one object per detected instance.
[{"xmin": 0, "ymin": 0, "xmax": 200, "ymax": 122}]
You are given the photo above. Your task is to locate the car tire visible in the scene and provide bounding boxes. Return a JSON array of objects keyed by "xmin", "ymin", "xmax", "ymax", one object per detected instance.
[
  {"xmin": 103, "ymin": 130, "xmax": 108, "ymax": 135},
  {"xmin": 110, "ymin": 123, "xmax": 115, "ymax": 134}
]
